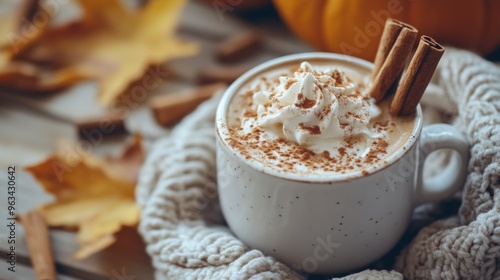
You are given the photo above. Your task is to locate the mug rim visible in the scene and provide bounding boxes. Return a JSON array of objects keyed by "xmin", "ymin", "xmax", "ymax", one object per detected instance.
[{"xmin": 216, "ymin": 52, "xmax": 423, "ymax": 183}]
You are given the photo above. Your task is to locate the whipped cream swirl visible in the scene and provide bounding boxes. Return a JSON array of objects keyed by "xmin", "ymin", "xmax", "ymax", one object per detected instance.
[{"xmin": 252, "ymin": 62, "xmax": 380, "ymax": 148}]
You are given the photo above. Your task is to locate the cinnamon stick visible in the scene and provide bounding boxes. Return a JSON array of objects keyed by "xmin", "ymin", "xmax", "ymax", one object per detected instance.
[
  {"xmin": 76, "ymin": 114, "xmax": 126, "ymax": 139},
  {"xmin": 150, "ymin": 82, "xmax": 227, "ymax": 126},
  {"xmin": 20, "ymin": 211, "xmax": 56, "ymax": 280},
  {"xmin": 368, "ymin": 19, "xmax": 418, "ymax": 102},
  {"xmin": 390, "ymin": 36, "xmax": 445, "ymax": 115},
  {"xmin": 216, "ymin": 29, "xmax": 261, "ymax": 62}
]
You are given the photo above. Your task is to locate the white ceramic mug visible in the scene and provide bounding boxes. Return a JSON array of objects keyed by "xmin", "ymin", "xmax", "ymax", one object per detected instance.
[{"xmin": 215, "ymin": 53, "xmax": 469, "ymax": 275}]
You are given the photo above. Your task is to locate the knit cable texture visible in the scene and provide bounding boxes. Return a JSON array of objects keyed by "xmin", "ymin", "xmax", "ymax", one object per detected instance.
[{"xmin": 137, "ymin": 48, "xmax": 500, "ymax": 279}]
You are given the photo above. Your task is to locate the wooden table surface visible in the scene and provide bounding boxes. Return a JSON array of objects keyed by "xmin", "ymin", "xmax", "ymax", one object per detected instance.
[{"xmin": 0, "ymin": 1, "xmax": 311, "ymax": 279}]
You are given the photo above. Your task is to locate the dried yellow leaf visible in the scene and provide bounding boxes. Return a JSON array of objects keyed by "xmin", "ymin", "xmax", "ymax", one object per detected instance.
[
  {"xmin": 26, "ymin": 135, "xmax": 144, "ymax": 259},
  {"xmin": 0, "ymin": 0, "xmax": 197, "ymax": 105},
  {"xmin": 0, "ymin": 0, "xmax": 52, "ymax": 67}
]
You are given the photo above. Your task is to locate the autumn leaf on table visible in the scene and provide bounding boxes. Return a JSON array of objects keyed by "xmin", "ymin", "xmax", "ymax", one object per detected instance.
[
  {"xmin": 0, "ymin": 0, "xmax": 197, "ymax": 105},
  {"xmin": 0, "ymin": 0, "xmax": 52, "ymax": 67},
  {"xmin": 25, "ymin": 135, "xmax": 144, "ymax": 259}
]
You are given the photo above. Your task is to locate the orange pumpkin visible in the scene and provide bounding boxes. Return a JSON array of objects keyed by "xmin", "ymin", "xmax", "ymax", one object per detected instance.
[{"xmin": 273, "ymin": 0, "xmax": 500, "ymax": 61}]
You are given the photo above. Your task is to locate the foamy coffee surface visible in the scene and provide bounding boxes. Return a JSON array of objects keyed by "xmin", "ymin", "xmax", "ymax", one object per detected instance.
[{"xmin": 226, "ymin": 61, "xmax": 415, "ymax": 176}]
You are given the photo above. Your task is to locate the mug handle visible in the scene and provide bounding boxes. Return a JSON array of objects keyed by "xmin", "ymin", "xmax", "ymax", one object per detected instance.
[{"xmin": 414, "ymin": 124, "xmax": 469, "ymax": 205}]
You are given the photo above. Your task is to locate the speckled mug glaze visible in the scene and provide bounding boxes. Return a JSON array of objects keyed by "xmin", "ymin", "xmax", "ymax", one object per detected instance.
[{"xmin": 215, "ymin": 53, "xmax": 469, "ymax": 275}]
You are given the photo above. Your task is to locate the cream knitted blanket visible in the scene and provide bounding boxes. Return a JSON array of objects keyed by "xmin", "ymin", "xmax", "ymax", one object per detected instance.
[{"xmin": 136, "ymin": 48, "xmax": 500, "ymax": 279}]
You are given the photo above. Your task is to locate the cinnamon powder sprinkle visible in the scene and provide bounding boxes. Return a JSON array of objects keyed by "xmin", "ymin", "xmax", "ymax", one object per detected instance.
[
  {"xmin": 244, "ymin": 109, "xmax": 257, "ymax": 118},
  {"xmin": 226, "ymin": 123, "xmax": 392, "ymax": 175},
  {"xmin": 285, "ymin": 79, "xmax": 297, "ymax": 90},
  {"xmin": 299, "ymin": 123, "xmax": 321, "ymax": 135},
  {"xmin": 296, "ymin": 93, "xmax": 316, "ymax": 108},
  {"xmin": 364, "ymin": 139, "xmax": 389, "ymax": 164},
  {"xmin": 331, "ymin": 70, "xmax": 344, "ymax": 85}
]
